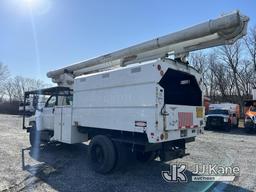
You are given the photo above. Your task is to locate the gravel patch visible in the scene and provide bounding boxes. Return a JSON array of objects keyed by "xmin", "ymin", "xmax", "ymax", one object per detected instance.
[{"xmin": 0, "ymin": 114, "xmax": 255, "ymax": 192}]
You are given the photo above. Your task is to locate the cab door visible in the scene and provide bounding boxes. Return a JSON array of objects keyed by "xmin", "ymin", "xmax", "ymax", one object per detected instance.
[{"xmin": 41, "ymin": 95, "xmax": 57, "ymax": 130}]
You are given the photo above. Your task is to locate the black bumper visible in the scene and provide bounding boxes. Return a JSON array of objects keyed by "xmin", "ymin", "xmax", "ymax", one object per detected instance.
[{"xmin": 206, "ymin": 117, "xmax": 230, "ymax": 130}]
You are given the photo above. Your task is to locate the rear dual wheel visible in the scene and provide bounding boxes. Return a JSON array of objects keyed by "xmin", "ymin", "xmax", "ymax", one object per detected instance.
[{"xmin": 88, "ymin": 135, "xmax": 157, "ymax": 174}]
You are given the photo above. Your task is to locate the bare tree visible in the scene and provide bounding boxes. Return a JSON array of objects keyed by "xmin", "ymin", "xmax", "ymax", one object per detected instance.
[
  {"xmin": 237, "ymin": 59, "xmax": 255, "ymax": 96},
  {"xmin": 0, "ymin": 63, "xmax": 9, "ymax": 82},
  {"xmin": 190, "ymin": 51, "xmax": 233, "ymax": 99},
  {"xmin": 190, "ymin": 52, "xmax": 210, "ymax": 95},
  {"xmin": 11, "ymin": 76, "xmax": 47, "ymax": 101},
  {"xmin": 3, "ymin": 79, "xmax": 15, "ymax": 103},
  {"xmin": 210, "ymin": 62, "xmax": 231, "ymax": 98},
  {"xmin": 187, "ymin": 27, "xmax": 256, "ymax": 106},
  {"xmin": 0, "ymin": 63, "xmax": 10, "ymax": 100},
  {"xmin": 206, "ymin": 53, "xmax": 219, "ymax": 98},
  {"xmin": 217, "ymin": 41, "xmax": 244, "ymax": 109},
  {"xmin": 244, "ymin": 26, "xmax": 256, "ymax": 71},
  {"xmin": 244, "ymin": 26, "xmax": 256, "ymax": 96},
  {"xmin": 3, "ymin": 76, "xmax": 47, "ymax": 102}
]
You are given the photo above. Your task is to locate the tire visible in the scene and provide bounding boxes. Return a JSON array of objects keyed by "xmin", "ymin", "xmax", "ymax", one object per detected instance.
[
  {"xmin": 29, "ymin": 126, "xmax": 41, "ymax": 148},
  {"xmin": 135, "ymin": 151, "xmax": 156, "ymax": 163},
  {"xmin": 88, "ymin": 135, "xmax": 116, "ymax": 174}
]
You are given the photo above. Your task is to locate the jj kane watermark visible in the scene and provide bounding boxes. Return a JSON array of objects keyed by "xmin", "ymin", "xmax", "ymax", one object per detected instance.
[{"xmin": 162, "ymin": 163, "xmax": 240, "ymax": 182}]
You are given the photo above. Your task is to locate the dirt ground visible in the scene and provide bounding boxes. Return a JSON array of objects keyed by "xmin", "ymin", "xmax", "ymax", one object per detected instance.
[{"xmin": 0, "ymin": 114, "xmax": 255, "ymax": 192}]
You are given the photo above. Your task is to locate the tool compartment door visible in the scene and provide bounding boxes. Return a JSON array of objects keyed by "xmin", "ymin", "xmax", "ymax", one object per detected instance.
[
  {"xmin": 53, "ymin": 107, "xmax": 62, "ymax": 141},
  {"xmin": 166, "ymin": 104, "xmax": 204, "ymax": 130},
  {"xmin": 61, "ymin": 106, "xmax": 72, "ymax": 143},
  {"xmin": 54, "ymin": 106, "xmax": 87, "ymax": 143},
  {"xmin": 53, "ymin": 106, "xmax": 72, "ymax": 143}
]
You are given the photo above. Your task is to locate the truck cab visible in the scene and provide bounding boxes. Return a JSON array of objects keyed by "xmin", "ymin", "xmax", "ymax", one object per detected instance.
[{"xmin": 24, "ymin": 87, "xmax": 87, "ymax": 145}]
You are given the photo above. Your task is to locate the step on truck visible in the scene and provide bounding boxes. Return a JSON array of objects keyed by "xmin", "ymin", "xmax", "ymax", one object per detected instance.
[{"xmin": 23, "ymin": 11, "xmax": 249, "ymax": 173}]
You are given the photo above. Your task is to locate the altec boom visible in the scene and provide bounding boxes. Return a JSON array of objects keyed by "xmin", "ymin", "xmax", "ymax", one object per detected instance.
[{"xmin": 47, "ymin": 11, "xmax": 248, "ymax": 87}]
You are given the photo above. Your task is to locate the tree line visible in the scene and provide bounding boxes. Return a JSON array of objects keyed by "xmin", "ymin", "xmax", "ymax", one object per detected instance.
[
  {"xmin": 0, "ymin": 26, "xmax": 255, "ymax": 110},
  {"xmin": 190, "ymin": 26, "xmax": 256, "ymax": 110},
  {"xmin": 0, "ymin": 64, "xmax": 49, "ymax": 103}
]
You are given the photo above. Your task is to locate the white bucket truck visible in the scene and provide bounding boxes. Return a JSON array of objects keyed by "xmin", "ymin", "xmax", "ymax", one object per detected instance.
[{"xmin": 23, "ymin": 11, "xmax": 249, "ymax": 173}]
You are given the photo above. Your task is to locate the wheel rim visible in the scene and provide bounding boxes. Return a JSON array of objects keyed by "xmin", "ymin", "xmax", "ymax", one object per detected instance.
[{"xmin": 92, "ymin": 145, "xmax": 105, "ymax": 164}]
